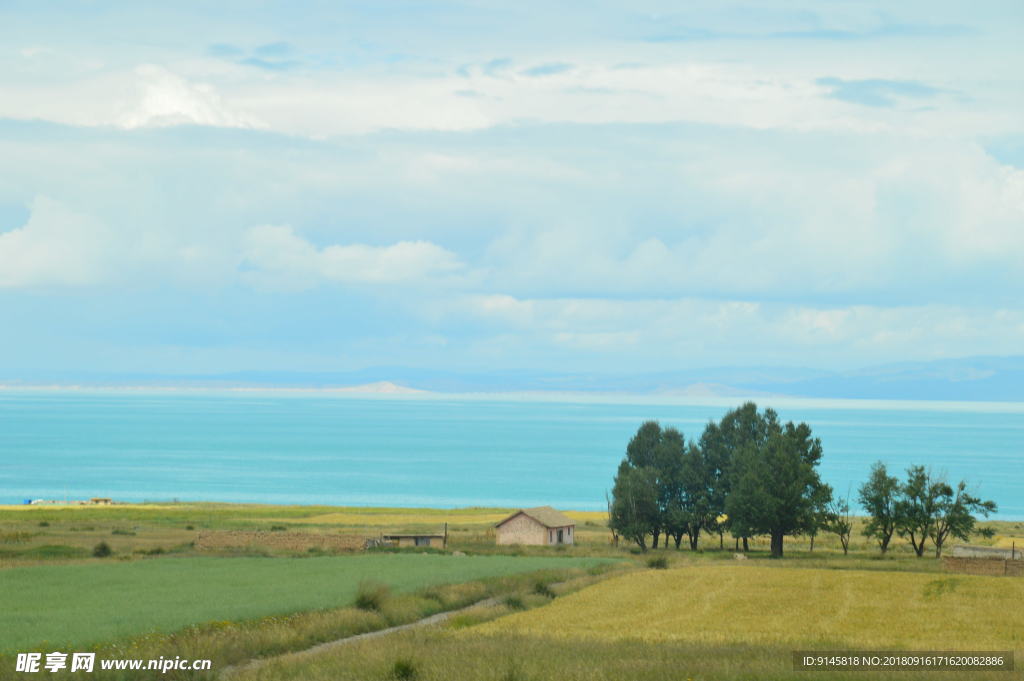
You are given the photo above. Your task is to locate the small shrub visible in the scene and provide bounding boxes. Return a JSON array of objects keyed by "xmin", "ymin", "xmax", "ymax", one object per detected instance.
[
  {"xmin": 504, "ymin": 595, "xmax": 526, "ymax": 610},
  {"xmin": 111, "ymin": 528, "xmax": 136, "ymax": 536},
  {"xmin": 270, "ymin": 525, "xmax": 287, "ymax": 532},
  {"xmin": 392, "ymin": 658, "xmax": 418, "ymax": 681},
  {"xmin": 354, "ymin": 581, "xmax": 391, "ymax": 611},
  {"xmin": 647, "ymin": 556, "xmax": 668, "ymax": 569},
  {"xmin": 185, "ymin": 525, "xmax": 195, "ymax": 531},
  {"xmin": 38, "ymin": 521, "xmax": 50, "ymax": 527},
  {"xmin": 533, "ymin": 581, "xmax": 556, "ymax": 598},
  {"xmin": 93, "ymin": 541, "xmax": 113, "ymax": 558}
]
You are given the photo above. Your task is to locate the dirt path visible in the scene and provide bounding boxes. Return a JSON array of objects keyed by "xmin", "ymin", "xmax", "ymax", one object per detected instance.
[{"xmin": 221, "ymin": 596, "xmax": 502, "ymax": 678}]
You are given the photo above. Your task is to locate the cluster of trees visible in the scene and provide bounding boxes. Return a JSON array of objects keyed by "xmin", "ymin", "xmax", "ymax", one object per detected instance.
[
  {"xmin": 609, "ymin": 402, "xmax": 996, "ymax": 559},
  {"xmin": 858, "ymin": 462, "xmax": 996, "ymax": 558},
  {"xmin": 608, "ymin": 403, "xmax": 837, "ymax": 558}
]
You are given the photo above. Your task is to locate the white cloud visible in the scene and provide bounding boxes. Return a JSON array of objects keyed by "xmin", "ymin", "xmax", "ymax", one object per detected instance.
[
  {"xmin": 474, "ymin": 138, "xmax": 1024, "ymax": 301},
  {"xmin": 118, "ymin": 65, "xmax": 263, "ymax": 130},
  {"xmin": 240, "ymin": 224, "xmax": 465, "ymax": 290},
  {"xmin": 0, "ymin": 196, "xmax": 110, "ymax": 287},
  {"xmin": 441, "ymin": 294, "xmax": 1024, "ymax": 366}
]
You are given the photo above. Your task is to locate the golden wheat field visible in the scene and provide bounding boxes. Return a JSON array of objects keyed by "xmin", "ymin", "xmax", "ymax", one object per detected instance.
[{"xmin": 469, "ymin": 565, "xmax": 1024, "ymax": 651}]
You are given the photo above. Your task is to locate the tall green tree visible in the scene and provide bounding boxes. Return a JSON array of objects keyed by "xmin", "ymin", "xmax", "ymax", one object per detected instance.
[
  {"xmin": 805, "ymin": 482, "xmax": 834, "ymax": 552},
  {"xmin": 858, "ymin": 461, "xmax": 901, "ymax": 554},
  {"xmin": 652, "ymin": 426, "xmax": 687, "ymax": 549},
  {"xmin": 725, "ymin": 410, "xmax": 829, "ymax": 558},
  {"xmin": 609, "ymin": 462, "xmax": 659, "ymax": 551},
  {"xmin": 930, "ymin": 480, "xmax": 997, "ymax": 558},
  {"xmin": 621, "ymin": 421, "xmax": 666, "ymax": 547},
  {"xmin": 611, "ymin": 421, "xmax": 704, "ymax": 551},
  {"xmin": 826, "ymin": 492, "xmax": 854, "ymax": 555},
  {"xmin": 699, "ymin": 402, "xmax": 774, "ymax": 550},
  {"xmin": 625, "ymin": 420, "xmax": 663, "ymax": 469},
  {"xmin": 678, "ymin": 442, "xmax": 715, "ymax": 550},
  {"xmin": 894, "ymin": 466, "xmax": 944, "ymax": 557}
]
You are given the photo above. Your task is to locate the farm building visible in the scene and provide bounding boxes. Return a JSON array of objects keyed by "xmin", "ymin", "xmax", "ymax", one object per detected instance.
[
  {"xmin": 381, "ymin": 534, "xmax": 446, "ymax": 549},
  {"xmin": 495, "ymin": 506, "xmax": 575, "ymax": 546}
]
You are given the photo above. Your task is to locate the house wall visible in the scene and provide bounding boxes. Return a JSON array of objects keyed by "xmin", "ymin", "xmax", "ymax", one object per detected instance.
[
  {"xmin": 544, "ymin": 525, "xmax": 575, "ymax": 546},
  {"xmin": 392, "ymin": 536, "xmax": 444, "ymax": 548},
  {"xmin": 496, "ymin": 514, "xmax": 548, "ymax": 545}
]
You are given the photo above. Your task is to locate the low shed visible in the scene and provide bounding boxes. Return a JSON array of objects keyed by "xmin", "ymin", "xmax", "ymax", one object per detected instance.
[
  {"xmin": 381, "ymin": 534, "xmax": 446, "ymax": 549},
  {"xmin": 495, "ymin": 506, "xmax": 575, "ymax": 546}
]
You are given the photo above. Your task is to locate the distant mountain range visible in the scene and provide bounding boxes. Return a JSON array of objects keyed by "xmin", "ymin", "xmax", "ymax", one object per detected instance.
[{"xmin": 4, "ymin": 355, "xmax": 1024, "ymax": 402}]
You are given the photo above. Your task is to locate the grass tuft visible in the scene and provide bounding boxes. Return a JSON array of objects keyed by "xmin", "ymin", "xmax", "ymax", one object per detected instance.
[
  {"xmin": 532, "ymin": 581, "xmax": 555, "ymax": 598},
  {"xmin": 354, "ymin": 580, "xmax": 391, "ymax": 611},
  {"xmin": 503, "ymin": 595, "xmax": 526, "ymax": 610},
  {"xmin": 391, "ymin": 657, "xmax": 418, "ymax": 680}
]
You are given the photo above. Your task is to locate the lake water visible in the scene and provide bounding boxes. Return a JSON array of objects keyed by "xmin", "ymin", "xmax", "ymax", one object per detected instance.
[{"xmin": 1, "ymin": 391, "xmax": 1021, "ymax": 519}]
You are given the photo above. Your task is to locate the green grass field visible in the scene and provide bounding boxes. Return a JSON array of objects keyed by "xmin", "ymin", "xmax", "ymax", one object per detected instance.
[{"xmin": 0, "ymin": 554, "xmax": 609, "ymax": 653}]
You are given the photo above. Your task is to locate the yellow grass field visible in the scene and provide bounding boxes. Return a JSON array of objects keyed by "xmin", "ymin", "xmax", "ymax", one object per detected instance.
[{"xmin": 469, "ymin": 565, "xmax": 1024, "ymax": 651}]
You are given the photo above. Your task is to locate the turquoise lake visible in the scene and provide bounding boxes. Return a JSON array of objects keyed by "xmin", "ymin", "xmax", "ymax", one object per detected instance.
[{"xmin": 0, "ymin": 391, "xmax": 1021, "ymax": 519}]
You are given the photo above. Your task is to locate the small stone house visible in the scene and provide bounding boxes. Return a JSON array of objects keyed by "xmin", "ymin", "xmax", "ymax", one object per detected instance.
[{"xmin": 495, "ymin": 506, "xmax": 575, "ymax": 546}]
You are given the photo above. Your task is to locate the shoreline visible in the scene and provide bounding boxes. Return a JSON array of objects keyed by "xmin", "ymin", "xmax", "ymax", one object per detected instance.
[
  {"xmin": 3, "ymin": 384, "xmax": 1024, "ymax": 412},
  {"xmin": 1, "ymin": 500, "xmax": 1020, "ymax": 524}
]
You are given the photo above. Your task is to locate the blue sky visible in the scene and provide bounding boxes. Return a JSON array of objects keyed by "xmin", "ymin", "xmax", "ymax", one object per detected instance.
[{"xmin": 1, "ymin": 1, "xmax": 1022, "ymax": 377}]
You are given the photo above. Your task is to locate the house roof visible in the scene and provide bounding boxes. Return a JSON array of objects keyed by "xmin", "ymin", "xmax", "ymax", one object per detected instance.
[{"xmin": 496, "ymin": 506, "xmax": 574, "ymax": 529}]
